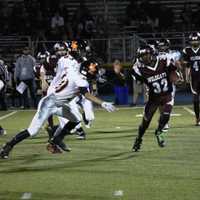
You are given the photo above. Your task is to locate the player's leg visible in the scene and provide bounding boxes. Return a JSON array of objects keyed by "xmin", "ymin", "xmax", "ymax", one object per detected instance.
[
  {"xmin": 47, "ymin": 117, "xmax": 72, "ymax": 152},
  {"xmin": 155, "ymin": 99, "xmax": 173, "ymax": 147},
  {"xmin": 190, "ymin": 78, "xmax": 200, "ymax": 125},
  {"xmin": 0, "ymin": 94, "xmax": 59, "ymax": 159},
  {"xmin": 193, "ymin": 94, "xmax": 200, "ymax": 126},
  {"xmin": 70, "ymin": 98, "xmax": 87, "ymax": 139},
  {"xmin": 81, "ymin": 97, "xmax": 95, "ymax": 128},
  {"xmin": 132, "ymin": 101, "xmax": 158, "ymax": 151},
  {"xmin": 48, "ymin": 102, "xmax": 81, "ymax": 152}
]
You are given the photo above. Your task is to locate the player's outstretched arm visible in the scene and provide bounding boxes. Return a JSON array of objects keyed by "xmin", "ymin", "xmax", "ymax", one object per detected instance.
[{"xmin": 84, "ymin": 92, "xmax": 116, "ymax": 112}]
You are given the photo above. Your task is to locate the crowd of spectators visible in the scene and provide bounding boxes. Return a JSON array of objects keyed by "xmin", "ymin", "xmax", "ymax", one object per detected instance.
[
  {"xmin": 0, "ymin": 0, "xmax": 107, "ymax": 40},
  {"xmin": 125, "ymin": 0, "xmax": 200, "ymax": 33}
]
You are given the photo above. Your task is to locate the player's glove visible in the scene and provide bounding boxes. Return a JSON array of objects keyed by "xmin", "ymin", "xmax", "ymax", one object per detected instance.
[{"xmin": 101, "ymin": 102, "xmax": 116, "ymax": 112}]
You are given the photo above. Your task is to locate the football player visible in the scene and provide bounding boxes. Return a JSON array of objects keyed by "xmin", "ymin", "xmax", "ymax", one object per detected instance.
[
  {"xmin": 53, "ymin": 40, "xmax": 96, "ymax": 140},
  {"xmin": 182, "ymin": 32, "xmax": 200, "ymax": 126},
  {"xmin": 156, "ymin": 38, "xmax": 182, "ymax": 131},
  {"xmin": 132, "ymin": 45, "xmax": 179, "ymax": 152},
  {"xmin": 37, "ymin": 50, "xmax": 58, "ymax": 131},
  {"xmin": 0, "ymin": 51, "xmax": 115, "ymax": 159}
]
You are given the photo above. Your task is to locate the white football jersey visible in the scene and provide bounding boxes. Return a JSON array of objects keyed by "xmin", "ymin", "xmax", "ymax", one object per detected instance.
[
  {"xmin": 48, "ymin": 55, "xmax": 80, "ymax": 94},
  {"xmin": 54, "ymin": 70, "xmax": 89, "ymax": 102},
  {"xmin": 50, "ymin": 55, "xmax": 79, "ymax": 87}
]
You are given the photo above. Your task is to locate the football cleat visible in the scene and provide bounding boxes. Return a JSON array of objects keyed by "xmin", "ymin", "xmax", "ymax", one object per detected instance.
[
  {"xmin": 132, "ymin": 137, "xmax": 143, "ymax": 152},
  {"xmin": 155, "ymin": 130, "xmax": 166, "ymax": 147},
  {"xmin": 56, "ymin": 141, "xmax": 71, "ymax": 152},
  {"xmin": 195, "ymin": 118, "xmax": 200, "ymax": 126},
  {"xmin": 0, "ymin": 127, "xmax": 6, "ymax": 136},
  {"xmin": 48, "ymin": 138, "xmax": 71, "ymax": 152},
  {"xmin": 76, "ymin": 128, "xmax": 86, "ymax": 140},
  {"xmin": 0, "ymin": 143, "xmax": 12, "ymax": 159}
]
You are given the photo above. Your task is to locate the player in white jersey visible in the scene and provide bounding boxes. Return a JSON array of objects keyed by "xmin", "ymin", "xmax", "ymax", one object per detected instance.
[
  {"xmin": 49, "ymin": 41, "xmax": 96, "ymax": 140},
  {"xmin": 156, "ymin": 39, "xmax": 182, "ymax": 131},
  {"xmin": 0, "ymin": 57, "xmax": 116, "ymax": 159}
]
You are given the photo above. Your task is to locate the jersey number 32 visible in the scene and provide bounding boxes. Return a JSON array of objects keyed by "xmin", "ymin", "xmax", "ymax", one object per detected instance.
[{"xmin": 152, "ymin": 78, "xmax": 168, "ymax": 93}]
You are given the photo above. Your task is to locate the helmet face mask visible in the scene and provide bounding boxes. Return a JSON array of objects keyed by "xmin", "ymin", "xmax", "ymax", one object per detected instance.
[
  {"xmin": 140, "ymin": 53, "xmax": 152, "ymax": 65},
  {"xmin": 190, "ymin": 40, "xmax": 200, "ymax": 48},
  {"xmin": 138, "ymin": 46, "xmax": 155, "ymax": 65},
  {"xmin": 156, "ymin": 39, "xmax": 170, "ymax": 53}
]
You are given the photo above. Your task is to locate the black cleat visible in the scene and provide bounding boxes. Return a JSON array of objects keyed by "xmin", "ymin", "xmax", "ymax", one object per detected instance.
[
  {"xmin": 49, "ymin": 139, "xmax": 71, "ymax": 152},
  {"xmin": 56, "ymin": 141, "xmax": 71, "ymax": 152},
  {"xmin": 132, "ymin": 137, "xmax": 143, "ymax": 152},
  {"xmin": 0, "ymin": 143, "xmax": 12, "ymax": 159},
  {"xmin": 0, "ymin": 126, "xmax": 6, "ymax": 136},
  {"xmin": 155, "ymin": 130, "xmax": 166, "ymax": 147},
  {"xmin": 76, "ymin": 128, "xmax": 86, "ymax": 140}
]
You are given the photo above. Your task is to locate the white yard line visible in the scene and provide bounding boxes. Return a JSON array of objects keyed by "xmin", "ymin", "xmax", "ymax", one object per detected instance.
[
  {"xmin": 0, "ymin": 111, "xmax": 17, "ymax": 120},
  {"xmin": 21, "ymin": 192, "xmax": 32, "ymax": 200},
  {"xmin": 183, "ymin": 106, "xmax": 195, "ymax": 116},
  {"xmin": 136, "ymin": 113, "xmax": 181, "ymax": 118}
]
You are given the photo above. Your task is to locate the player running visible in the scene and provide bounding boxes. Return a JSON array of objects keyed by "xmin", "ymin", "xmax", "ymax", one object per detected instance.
[
  {"xmin": 132, "ymin": 44, "xmax": 180, "ymax": 152},
  {"xmin": 182, "ymin": 32, "xmax": 200, "ymax": 126},
  {"xmin": 156, "ymin": 38, "xmax": 182, "ymax": 131},
  {"xmin": 0, "ymin": 53, "xmax": 116, "ymax": 159}
]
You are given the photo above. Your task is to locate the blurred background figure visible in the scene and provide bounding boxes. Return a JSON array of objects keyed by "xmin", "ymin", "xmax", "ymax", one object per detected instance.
[
  {"xmin": 14, "ymin": 47, "xmax": 37, "ymax": 109},
  {"xmin": 132, "ymin": 80, "xmax": 148, "ymax": 107},
  {"xmin": 0, "ymin": 59, "xmax": 8, "ymax": 111},
  {"xmin": 111, "ymin": 59, "xmax": 128, "ymax": 105}
]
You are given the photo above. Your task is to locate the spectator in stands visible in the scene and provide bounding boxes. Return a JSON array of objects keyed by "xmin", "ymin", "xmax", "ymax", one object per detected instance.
[
  {"xmin": 50, "ymin": 11, "xmax": 64, "ymax": 40},
  {"xmin": 111, "ymin": 60, "xmax": 128, "ymax": 105},
  {"xmin": 132, "ymin": 79, "xmax": 148, "ymax": 107},
  {"xmin": 192, "ymin": 3, "xmax": 200, "ymax": 30},
  {"xmin": 125, "ymin": 1, "xmax": 140, "ymax": 26},
  {"xmin": 15, "ymin": 47, "xmax": 37, "ymax": 109},
  {"xmin": 181, "ymin": 3, "xmax": 193, "ymax": 31},
  {"xmin": 158, "ymin": 5, "xmax": 174, "ymax": 31},
  {"xmin": 60, "ymin": 5, "xmax": 73, "ymax": 39}
]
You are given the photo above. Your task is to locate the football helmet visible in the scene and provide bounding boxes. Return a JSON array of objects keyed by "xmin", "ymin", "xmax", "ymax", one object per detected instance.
[
  {"xmin": 80, "ymin": 58, "xmax": 99, "ymax": 80},
  {"xmin": 156, "ymin": 38, "xmax": 171, "ymax": 52},
  {"xmin": 137, "ymin": 45, "xmax": 155, "ymax": 65},
  {"xmin": 53, "ymin": 42, "xmax": 68, "ymax": 56},
  {"xmin": 37, "ymin": 51, "xmax": 50, "ymax": 63},
  {"xmin": 189, "ymin": 32, "xmax": 200, "ymax": 48}
]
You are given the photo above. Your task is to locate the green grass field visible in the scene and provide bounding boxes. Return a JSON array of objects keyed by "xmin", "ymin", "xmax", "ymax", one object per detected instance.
[{"xmin": 0, "ymin": 106, "xmax": 200, "ymax": 200}]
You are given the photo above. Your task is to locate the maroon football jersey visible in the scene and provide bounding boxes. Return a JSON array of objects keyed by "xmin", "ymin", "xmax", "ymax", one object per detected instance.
[
  {"xmin": 183, "ymin": 46, "xmax": 200, "ymax": 78},
  {"xmin": 132, "ymin": 57, "xmax": 176, "ymax": 99},
  {"xmin": 42, "ymin": 54, "xmax": 58, "ymax": 84}
]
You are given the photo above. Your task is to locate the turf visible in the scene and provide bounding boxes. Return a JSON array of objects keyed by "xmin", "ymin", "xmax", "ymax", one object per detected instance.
[{"xmin": 0, "ymin": 106, "xmax": 200, "ymax": 200}]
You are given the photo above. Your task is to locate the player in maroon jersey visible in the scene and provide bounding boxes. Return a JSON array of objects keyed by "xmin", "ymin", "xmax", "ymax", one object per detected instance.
[
  {"xmin": 37, "ymin": 50, "xmax": 58, "ymax": 131},
  {"xmin": 131, "ymin": 45, "xmax": 179, "ymax": 151},
  {"xmin": 182, "ymin": 32, "xmax": 200, "ymax": 126}
]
